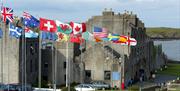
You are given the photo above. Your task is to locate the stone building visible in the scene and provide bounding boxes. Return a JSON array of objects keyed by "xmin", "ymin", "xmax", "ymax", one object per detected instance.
[
  {"xmin": 41, "ymin": 42, "xmax": 81, "ymax": 86},
  {"xmin": 0, "ymin": 22, "xmax": 20, "ymax": 84},
  {"xmin": 0, "ymin": 18, "xmax": 81, "ymax": 87},
  {"xmin": 80, "ymin": 9, "xmax": 155, "ymax": 88}
]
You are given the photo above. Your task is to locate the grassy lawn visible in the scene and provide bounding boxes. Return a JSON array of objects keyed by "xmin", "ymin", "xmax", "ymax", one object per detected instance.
[{"xmin": 157, "ymin": 63, "xmax": 180, "ymax": 76}]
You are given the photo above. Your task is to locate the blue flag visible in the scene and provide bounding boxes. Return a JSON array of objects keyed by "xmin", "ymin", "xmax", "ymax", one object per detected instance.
[
  {"xmin": 22, "ymin": 12, "xmax": 39, "ymax": 28},
  {"xmin": 9, "ymin": 23, "xmax": 23, "ymax": 38},
  {"xmin": 0, "ymin": 28, "xmax": 3, "ymax": 38},
  {"xmin": 41, "ymin": 31, "xmax": 57, "ymax": 41}
]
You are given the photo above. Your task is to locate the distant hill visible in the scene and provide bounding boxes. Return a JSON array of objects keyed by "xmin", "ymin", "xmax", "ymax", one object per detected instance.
[{"xmin": 146, "ymin": 27, "xmax": 180, "ymax": 39}]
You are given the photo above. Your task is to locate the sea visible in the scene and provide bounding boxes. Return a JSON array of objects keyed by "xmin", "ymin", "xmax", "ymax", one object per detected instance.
[{"xmin": 154, "ymin": 39, "xmax": 180, "ymax": 61}]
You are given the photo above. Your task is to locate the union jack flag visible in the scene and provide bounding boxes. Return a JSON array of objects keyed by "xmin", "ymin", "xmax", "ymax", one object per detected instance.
[{"xmin": 1, "ymin": 7, "xmax": 13, "ymax": 22}]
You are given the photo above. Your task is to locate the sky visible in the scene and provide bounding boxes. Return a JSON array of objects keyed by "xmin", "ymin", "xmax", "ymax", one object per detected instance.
[{"xmin": 4, "ymin": 0, "xmax": 180, "ymax": 28}]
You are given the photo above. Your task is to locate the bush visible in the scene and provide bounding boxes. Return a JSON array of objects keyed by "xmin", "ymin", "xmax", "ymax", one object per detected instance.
[
  {"xmin": 128, "ymin": 85, "xmax": 139, "ymax": 91},
  {"xmin": 61, "ymin": 87, "xmax": 76, "ymax": 91}
]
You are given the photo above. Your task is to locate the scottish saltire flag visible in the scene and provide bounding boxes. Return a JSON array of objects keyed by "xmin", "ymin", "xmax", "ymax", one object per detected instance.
[
  {"xmin": 41, "ymin": 31, "xmax": 57, "ymax": 41},
  {"xmin": 0, "ymin": 28, "xmax": 3, "ymax": 38},
  {"xmin": 9, "ymin": 23, "xmax": 22, "ymax": 38},
  {"xmin": 108, "ymin": 33, "xmax": 120, "ymax": 41},
  {"xmin": 22, "ymin": 12, "xmax": 39, "ymax": 28},
  {"xmin": 93, "ymin": 26, "xmax": 108, "ymax": 38},
  {"xmin": 25, "ymin": 27, "xmax": 38, "ymax": 38},
  {"xmin": 1, "ymin": 7, "xmax": 13, "ymax": 23}
]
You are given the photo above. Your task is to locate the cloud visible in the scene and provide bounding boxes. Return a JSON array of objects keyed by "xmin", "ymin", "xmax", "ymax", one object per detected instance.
[
  {"xmin": 135, "ymin": 0, "xmax": 155, "ymax": 2},
  {"xmin": 4, "ymin": 0, "xmax": 180, "ymax": 28}
]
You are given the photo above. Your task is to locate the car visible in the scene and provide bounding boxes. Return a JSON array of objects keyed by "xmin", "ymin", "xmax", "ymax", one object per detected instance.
[
  {"xmin": 90, "ymin": 81, "xmax": 110, "ymax": 89},
  {"xmin": 75, "ymin": 84, "xmax": 95, "ymax": 91}
]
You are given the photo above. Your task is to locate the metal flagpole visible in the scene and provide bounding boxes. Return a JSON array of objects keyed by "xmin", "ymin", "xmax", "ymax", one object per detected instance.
[
  {"xmin": 0, "ymin": 0, "xmax": 4, "ymax": 84},
  {"xmin": 24, "ymin": 26, "xmax": 27, "ymax": 91},
  {"xmin": 80, "ymin": 38, "xmax": 83, "ymax": 84},
  {"xmin": 38, "ymin": 32, "xmax": 42, "ymax": 88},
  {"xmin": 51, "ymin": 41, "xmax": 54, "ymax": 91},
  {"xmin": 65, "ymin": 41, "xmax": 69, "ymax": 89},
  {"xmin": 4, "ymin": 21, "xmax": 8, "ymax": 90},
  {"xmin": 7, "ymin": 23, "xmax": 10, "ymax": 91},
  {"xmin": 68, "ymin": 42, "xmax": 70, "ymax": 91},
  {"xmin": 54, "ymin": 42, "xmax": 57, "ymax": 91},
  {"xmin": 1, "ymin": 19, "xmax": 4, "ymax": 84},
  {"xmin": 21, "ymin": 23, "xmax": 25, "ymax": 91}
]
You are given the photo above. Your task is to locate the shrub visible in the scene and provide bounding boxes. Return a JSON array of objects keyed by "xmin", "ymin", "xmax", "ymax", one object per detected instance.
[
  {"xmin": 61, "ymin": 87, "xmax": 76, "ymax": 91},
  {"xmin": 128, "ymin": 85, "xmax": 139, "ymax": 91}
]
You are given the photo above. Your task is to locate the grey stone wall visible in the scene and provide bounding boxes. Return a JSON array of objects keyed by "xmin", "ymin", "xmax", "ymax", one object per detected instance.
[
  {"xmin": 0, "ymin": 23, "xmax": 20, "ymax": 84},
  {"xmin": 84, "ymin": 10, "xmax": 155, "ymax": 87}
]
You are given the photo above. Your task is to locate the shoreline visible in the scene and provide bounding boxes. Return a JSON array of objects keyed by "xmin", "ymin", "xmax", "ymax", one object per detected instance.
[
  {"xmin": 168, "ymin": 59, "xmax": 180, "ymax": 64},
  {"xmin": 151, "ymin": 38, "xmax": 180, "ymax": 41}
]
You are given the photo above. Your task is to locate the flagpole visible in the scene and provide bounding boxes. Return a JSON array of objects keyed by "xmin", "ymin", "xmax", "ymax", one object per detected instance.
[
  {"xmin": 0, "ymin": 0, "xmax": 3, "ymax": 84},
  {"xmin": 21, "ymin": 22, "xmax": 25, "ymax": 91},
  {"xmin": 1, "ymin": 20, "xmax": 4, "ymax": 84},
  {"xmin": 24, "ymin": 26, "xmax": 27, "ymax": 91},
  {"xmin": 65, "ymin": 41, "xmax": 68, "ymax": 88},
  {"xmin": 80, "ymin": 37, "xmax": 83, "ymax": 84},
  {"xmin": 51, "ymin": 40, "xmax": 54, "ymax": 91},
  {"xmin": 7, "ymin": 23, "xmax": 10, "ymax": 91},
  {"xmin": 38, "ymin": 32, "xmax": 42, "ymax": 88},
  {"xmin": 54, "ymin": 42, "xmax": 57, "ymax": 91}
]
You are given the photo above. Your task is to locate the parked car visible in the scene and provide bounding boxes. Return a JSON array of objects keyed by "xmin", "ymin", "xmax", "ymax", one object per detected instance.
[
  {"xmin": 75, "ymin": 84, "xmax": 95, "ymax": 91},
  {"xmin": 90, "ymin": 81, "xmax": 110, "ymax": 89}
]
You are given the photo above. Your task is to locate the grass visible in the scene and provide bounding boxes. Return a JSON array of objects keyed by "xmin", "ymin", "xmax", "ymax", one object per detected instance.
[
  {"xmin": 146, "ymin": 27, "xmax": 180, "ymax": 38},
  {"xmin": 157, "ymin": 63, "xmax": 180, "ymax": 76}
]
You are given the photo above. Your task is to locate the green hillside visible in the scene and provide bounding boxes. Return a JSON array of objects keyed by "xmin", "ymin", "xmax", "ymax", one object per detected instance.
[{"xmin": 146, "ymin": 27, "xmax": 180, "ymax": 38}]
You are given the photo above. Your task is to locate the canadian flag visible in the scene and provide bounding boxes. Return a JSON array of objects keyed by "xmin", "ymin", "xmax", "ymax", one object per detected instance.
[
  {"xmin": 39, "ymin": 18, "xmax": 57, "ymax": 32},
  {"xmin": 70, "ymin": 22, "xmax": 86, "ymax": 35}
]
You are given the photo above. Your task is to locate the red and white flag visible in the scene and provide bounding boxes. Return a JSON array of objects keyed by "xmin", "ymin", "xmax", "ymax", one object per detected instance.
[
  {"xmin": 1, "ymin": 7, "xmax": 13, "ymax": 22},
  {"xmin": 70, "ymin": 22, "xmax": 86, "ymax": 35},
  {"xmin": 39, "ymin": 18, "xmax": 57, "ymax": 32},
  {"xmin": 120, "ymin": 36, "xmax": 137, "ymax": 46}
]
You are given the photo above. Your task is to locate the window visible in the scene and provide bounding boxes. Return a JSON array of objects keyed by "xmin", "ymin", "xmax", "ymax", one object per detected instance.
[
  {"xmin": 30, "ymin": 60, "xmax": 33, "ymax": 73},
  {"xmin": 64, "ymin": 74, "xmax": 66, "ymax": 82},
  {"xmin": 104, "ymin": 71, "xmax": 111, "ymax": 80},
  {"xmin": 30, "ymin": 44, "xmax": 35, "ymax": 55},
  {"xmin": 85, "ymin": 70, "xmax": 91, "ymax": 78},
  {"xmin": 43, "ymin": 76, "xmax": 48, "ymax": 81},
  {"xmin": 112, "ymin": 64, "xmax": 118, "ymax": 71},
  {"xmin": 64, "ymin": 62, "xmax": 66, "ymax": 69},
  {"xmin": 44, "ymin": 62, "xmax": 48, "ymax": 68}
]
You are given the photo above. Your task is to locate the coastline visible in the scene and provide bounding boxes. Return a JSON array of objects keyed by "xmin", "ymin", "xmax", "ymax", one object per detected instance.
[
  {"xmin": 151, "ymin": 37, "xmax": 180, "ymax": 41},
  {"xmin": 168, "ymin": 59, "xmax": 180, "ymax": 64}
]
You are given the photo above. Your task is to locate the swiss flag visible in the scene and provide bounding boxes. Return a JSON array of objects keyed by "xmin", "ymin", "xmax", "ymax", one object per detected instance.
[
  {"xmin": 39, "ymin": 18, "xmax": 57, "ymax": 32},
  {"xmin": 70, "ymin": 22, "xmax": 86, "ymax": 35}
]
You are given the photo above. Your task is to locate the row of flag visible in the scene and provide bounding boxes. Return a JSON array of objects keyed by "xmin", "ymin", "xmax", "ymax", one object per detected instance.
[{"xmin": 0, "ymin": 6, "xmax": 137, "ymax": 46}]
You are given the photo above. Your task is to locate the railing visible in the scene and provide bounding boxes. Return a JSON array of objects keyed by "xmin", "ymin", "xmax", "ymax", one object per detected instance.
[
  {"xmin": 33, "ymin": 88, "xmax": 61, "ymax": 91},
  {"xmin": 167, "ymin": 83, "xmax": 180, "ymax": 90}
]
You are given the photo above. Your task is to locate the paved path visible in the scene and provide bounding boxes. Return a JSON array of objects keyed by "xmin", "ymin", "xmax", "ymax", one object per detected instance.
[{"xmin": 154, "ymin": 74, "xmax": 177, "ymax": 83}]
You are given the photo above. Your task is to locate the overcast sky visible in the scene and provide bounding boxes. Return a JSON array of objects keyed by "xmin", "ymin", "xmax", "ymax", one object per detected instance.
[{"xmin": 4, "ymin": 0, "xmax": 180, "ymax": 28}]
